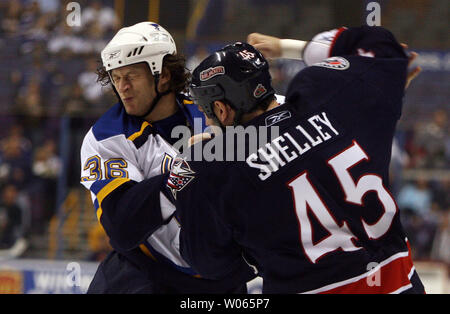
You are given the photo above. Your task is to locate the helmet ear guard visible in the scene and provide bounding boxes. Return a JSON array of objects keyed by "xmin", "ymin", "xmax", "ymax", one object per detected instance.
[{"xmin": 189, "ymin": 84, "xmax": 224, "ymax": 119}]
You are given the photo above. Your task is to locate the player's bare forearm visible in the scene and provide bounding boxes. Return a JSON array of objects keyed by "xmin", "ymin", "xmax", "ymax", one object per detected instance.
[
  {"xmin": 247, "ymin": 33, "xmax": 282, "ymax": 59},
  {"xmin": 249, "ymin": 28, "xmax": 421, "ymax": 91}
]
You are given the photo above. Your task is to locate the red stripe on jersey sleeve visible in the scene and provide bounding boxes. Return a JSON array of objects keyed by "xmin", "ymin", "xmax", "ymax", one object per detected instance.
[{"xmin": 328, "ymin": 27, "xmax": 348, "ymax": 57}]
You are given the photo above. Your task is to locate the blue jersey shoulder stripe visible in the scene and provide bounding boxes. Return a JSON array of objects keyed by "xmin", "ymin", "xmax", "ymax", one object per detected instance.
[
  {"xmin": 92, "ymin": 102, "xmax": 145, "ymax": 141},
  {"xmin": 132, "ymin": 122, "xmax": 157, "ymax": 149},
  {"xmin": 176, "ymin": 94, "xmax": 206, "ymax": 132},
  {"xmin": 90, "ymin": 178, "xmax": 131, "ymax": 221},
  {"xmin": 93, "ymin": 198, "xmax": 99, "ymax": 212},
  {"xmin": 89, "ymin": 178, "xmax": 115, "ymax": 195}
]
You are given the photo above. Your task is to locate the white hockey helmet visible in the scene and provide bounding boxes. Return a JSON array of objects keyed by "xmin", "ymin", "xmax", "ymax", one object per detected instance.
[{"xmin": 101, "ymin": 22, "xmax": 177, "ymax": 76}]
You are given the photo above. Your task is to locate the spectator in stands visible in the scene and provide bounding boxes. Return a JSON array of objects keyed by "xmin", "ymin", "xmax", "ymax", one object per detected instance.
[
  {"xmin": 397, "ymin": 178, "xmax": 433, "ymax": 217},
  {"xmin": 0, "ymin": 125, "xmax": 33, "ymax": 190},
  {"xmin": 0, "ymin": 0, "xmax": 22, "ymax": 37},
  {"xmin": 14, "ymin": 76, "xmax": 44, "ymax": 116},
  {"xmin": 62, "ymin": 82, "xmax": 90, "ymax": 116},
  {"xmin": 186, "ymin": 45, "xmax": 209, "ymax": 72},
  {"xmin": 413, "ymin": 109, "xmax": 448, "ymax": 168},
  {"xmin": 34, "ymin": 0, "xmax": 60, "ymax": 16},
  {"xmin": 0, "ymin": 0, "xmax": 9, "ymax": 21},
  {"xmin": 78, "ymin": 57, "xmax": 105, "ymax": 106},
  {"xmin": 32, "ymin": 139, "xmax": 61, "ymax": 178},
  {"xmin": 397, "ymin": 176, "xmax": 442, "ymax": 260},
  {"xmin": 83, "ymin": 21, "xmax": 108, "ymax": 54},
  {"xmin": 0, "ymin": 183, "xmax": 23, "ymax": 249},
  {"xmin": 390, "ymin": 137, "xmax": 410, "ymax": 195},
  {"xmin": 266, "ymin": 59, "xmax": 305, "ymax": 95},
  {"xmin": 431, "ymin": 210, "xmax": 450, "ymax": 264},
  {"xmin": 31, "ymin": 138, "xmax": 61, "ymax": 223},
  {"xmin": 20, "ymin": 0, "xmax": 41, "ymax": 32},
  {"xmin": 0, "ymin": 124, "xmax": 32, "ymax": 154},
  {"xmin": 432, "ymin": 180, "xmax": 450, "ymax": 214},
  {"xmin": 81, "ymin": 0, "xmax": 118, "ymax": 33},
  {"xmin": 13, "ymin": 76, "xmax": 46, "ymax": 142},
  {"xmin": 47, "ymin": 21, "xmax": 85, "ymax": 56},
  {"xmin": 21, "ymin": 53, "xmax": 49, "ymax": 87},
  {"xmin": 23, "ymin": 13, "xmax": 50, "ymax": 43},
  {"xmin": 404, "ymin": 210, "xmax": 438, "ymax": 260}
]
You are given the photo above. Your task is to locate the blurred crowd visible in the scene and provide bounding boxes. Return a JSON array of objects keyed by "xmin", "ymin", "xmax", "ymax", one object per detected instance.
[
  {"xmin": 0, "ymin": 0, "xmax": 117, "ymax": 260},
  {"xmin": 0, "ymin": 0, "xmax": 448, "ymax": 264}
]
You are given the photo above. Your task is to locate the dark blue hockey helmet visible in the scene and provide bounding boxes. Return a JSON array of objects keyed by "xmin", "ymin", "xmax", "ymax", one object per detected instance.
[{"xmin": 189, "ymin": 42, "xmax": 275, "ymax": 121}]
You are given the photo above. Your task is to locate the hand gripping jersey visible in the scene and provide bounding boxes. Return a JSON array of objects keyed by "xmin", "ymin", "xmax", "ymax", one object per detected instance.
[{"xmin": 173, "ymin": 26, "xmax": 426, "ymax": 293}]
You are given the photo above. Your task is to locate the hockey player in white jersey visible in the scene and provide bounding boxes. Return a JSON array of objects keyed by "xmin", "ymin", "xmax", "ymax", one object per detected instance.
[{"xmin": 80, "ymin": 22, "xmax": 255, "ymax": 293}]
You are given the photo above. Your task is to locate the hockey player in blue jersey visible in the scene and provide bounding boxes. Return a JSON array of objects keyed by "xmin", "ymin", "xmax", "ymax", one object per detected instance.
[
  {"xmin": 168, "ymin": 25, "xmax": 426, "ymax": 293},
  {"xmin": 80, "ymin": 22, "xmax": 254, "ymax": 293}
]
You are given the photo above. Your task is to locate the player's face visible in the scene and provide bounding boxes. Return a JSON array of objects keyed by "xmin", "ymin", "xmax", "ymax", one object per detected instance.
[{"xmin": 111, "ymin": 63, "xmax": 156, "ymax": 116}]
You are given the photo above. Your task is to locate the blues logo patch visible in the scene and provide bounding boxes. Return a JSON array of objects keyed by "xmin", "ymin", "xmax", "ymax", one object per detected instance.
[
  {"xmin": 167, "ymin": 158, "xmax": 196, "ymax": 199},
  {"xmin": 150, "ymin": 23, "xmax": 160, "ymax": 30}
]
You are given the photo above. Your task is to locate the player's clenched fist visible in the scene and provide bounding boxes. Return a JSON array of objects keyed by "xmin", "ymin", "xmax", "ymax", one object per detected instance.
[
  {"xmin": 247, "ymin": 33, "xmax": 282, "ymax": 59},
  {"xmin": 248, "ymin": 33, "xmax": 308, "ymax": 61}
]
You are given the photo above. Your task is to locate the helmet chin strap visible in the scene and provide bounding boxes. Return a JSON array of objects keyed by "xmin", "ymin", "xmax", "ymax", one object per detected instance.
[{"xmin": 138, "ymin": 74, "xmax": 171, "ymax": 120}]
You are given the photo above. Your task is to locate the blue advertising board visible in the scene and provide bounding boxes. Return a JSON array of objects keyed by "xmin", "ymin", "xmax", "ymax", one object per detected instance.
[{"xmin": 0, "ymin": 259, "xmax": 98, "ymax": 294}]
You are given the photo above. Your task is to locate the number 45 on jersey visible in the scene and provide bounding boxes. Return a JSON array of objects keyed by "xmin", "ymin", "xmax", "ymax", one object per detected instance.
[{"xmin": 288, "ymin": 141, "xmax": 397, "ymax": 264}]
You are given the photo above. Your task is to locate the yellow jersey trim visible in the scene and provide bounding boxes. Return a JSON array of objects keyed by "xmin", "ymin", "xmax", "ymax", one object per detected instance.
[
  {"xmin": 96, "ymin": 178, "xmax": 130, "ymax": 221},
  {"xmin": 127, "ymin": 121, "xmax": 151, "ymax": 142}
]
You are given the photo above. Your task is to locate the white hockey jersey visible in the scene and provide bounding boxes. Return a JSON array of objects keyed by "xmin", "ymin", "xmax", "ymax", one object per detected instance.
[{"xmin": 80, "ymin": 101, "xmax": 195, "ymax": 274}]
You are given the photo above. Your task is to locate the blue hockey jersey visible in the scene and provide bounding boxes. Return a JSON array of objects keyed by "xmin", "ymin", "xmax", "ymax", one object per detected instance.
[{"xmin": 173, "ymin": 26, "xmax": 426, "ymax": 293}]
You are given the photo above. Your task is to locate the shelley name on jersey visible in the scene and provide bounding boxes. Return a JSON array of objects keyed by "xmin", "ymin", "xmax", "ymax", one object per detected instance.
[{"xmin": 246, "ymin": 111, "xmax": 341, "ymax": 181}]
